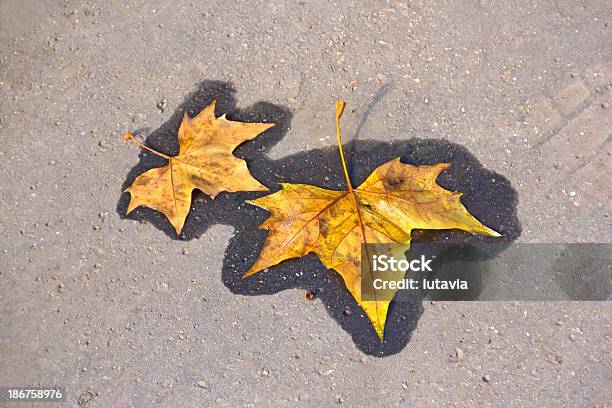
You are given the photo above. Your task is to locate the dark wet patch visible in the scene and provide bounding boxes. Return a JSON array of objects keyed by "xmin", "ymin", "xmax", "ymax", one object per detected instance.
[{"xmin": 117, "ymin": 80, "xmax": 521, "ymax": 356}]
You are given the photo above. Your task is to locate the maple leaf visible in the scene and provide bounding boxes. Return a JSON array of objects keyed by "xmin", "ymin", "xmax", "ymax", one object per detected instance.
[
  {"xmin": 123, "ymin": 100, "xmax": 274, "ymax": 234},
  {"xmin": 244, "ymin": 101, "xmax": 499, "ymax": 340}
]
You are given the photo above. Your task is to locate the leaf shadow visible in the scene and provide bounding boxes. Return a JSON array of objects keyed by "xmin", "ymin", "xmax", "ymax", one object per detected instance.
[{"xmin": 116, "ymin": 80, "xmax": 522, "ymax": 357}]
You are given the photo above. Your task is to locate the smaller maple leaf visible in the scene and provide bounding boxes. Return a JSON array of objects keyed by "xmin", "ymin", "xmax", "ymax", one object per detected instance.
[
  {"xmin": 244, "ymin": 101, "xmax": 500, "ymax": 340},
  {"xmin": 123, "ymin": 100, "xmax": 273, "ymax": 234}
]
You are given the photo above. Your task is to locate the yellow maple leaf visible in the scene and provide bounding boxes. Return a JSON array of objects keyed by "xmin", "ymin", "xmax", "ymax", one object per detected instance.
[
  {"xmin": 123, "ymin": 100, "xmax": 273, "ymax": 234},
  {"xmin": 244, "ymin": 101, "xmax": 499, "ymax": 340}
]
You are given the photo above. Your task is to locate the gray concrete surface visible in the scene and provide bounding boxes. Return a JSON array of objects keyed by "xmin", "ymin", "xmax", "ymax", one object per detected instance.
[{"xmin": 0, "ymin": 0, "xmax": 610, "ymax": 406}]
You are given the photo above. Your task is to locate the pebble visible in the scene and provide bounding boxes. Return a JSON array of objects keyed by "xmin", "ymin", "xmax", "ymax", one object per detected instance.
[
  {"xmin": 196, "ymin": 380, "xmax": 207, "ymax": 389},
  {"xmin": 78, "ymin": 391, "xmax": 94, "ymax": 406},
  {"xmin": 451, "ymin": 348, "xmax": 465, "ymax": 362},
  {"xmin": 157, "ymin": 99, "xmax": 168, "ymax": 112},
  {"xmin": 602, "ymin": 102, "xmax": 609, "ymax": 109},
  {"xmin": 482, "ymin": 374, "xmax": 492, "ymax": 382},
  {"xmin": 554, "ymin": 354, "xmax": 563, "ymax": 364},
  {"xmin": 132, "ymin": 112, "xmax": 145, "ymax": 123}
]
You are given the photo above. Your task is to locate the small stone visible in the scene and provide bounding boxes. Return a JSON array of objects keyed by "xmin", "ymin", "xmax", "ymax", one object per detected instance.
[
  {"xmin": 451, "ymin": 348, "xmax": 465, "ymax": 362},
  {"xmin": 554, "ymin": 354, "xmax": 563, "ymax": 364},
  {"xmin": 261, "ymin": 369, "xmax": 270, "ymax": 377},
  {"xmin": 82, "ymin": 367, "xmax": 88, "ymax": 372},
  {"xmin": 196, "ymin": 380, "xmax": 207, "ymax": 389},
  {"xmin": 78, "ymin": 391, "xmax": 94, "ymax": 406},
  {"xmin": 482, "ymin": 374, "xmax": 491, "ymax": 382},
  {"xmin": 48, "ymin": 160, "xmax": 57, "ymax": 165},
  {"xmin": 602, "ymin": 102, "xmax": 609, "ymax": 109}
]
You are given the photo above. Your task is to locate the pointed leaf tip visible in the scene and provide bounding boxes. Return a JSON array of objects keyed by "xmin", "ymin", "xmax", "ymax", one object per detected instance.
[{"xmin": 487, "ymin": 227, "xmax": 502, "ymax": 237}]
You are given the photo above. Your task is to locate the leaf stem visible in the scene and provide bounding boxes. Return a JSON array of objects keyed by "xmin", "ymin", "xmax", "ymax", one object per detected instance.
[
  {"xmin": 335, "ymin": 101, "xmax": 384, "ymax": 340},
  {"xmin": 123, "ymin": 131, "xmax": 172, "ymax": 160},
  {"xmin": 334, "ymin": 100, "xmax": 354, "ymax": 194}
]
